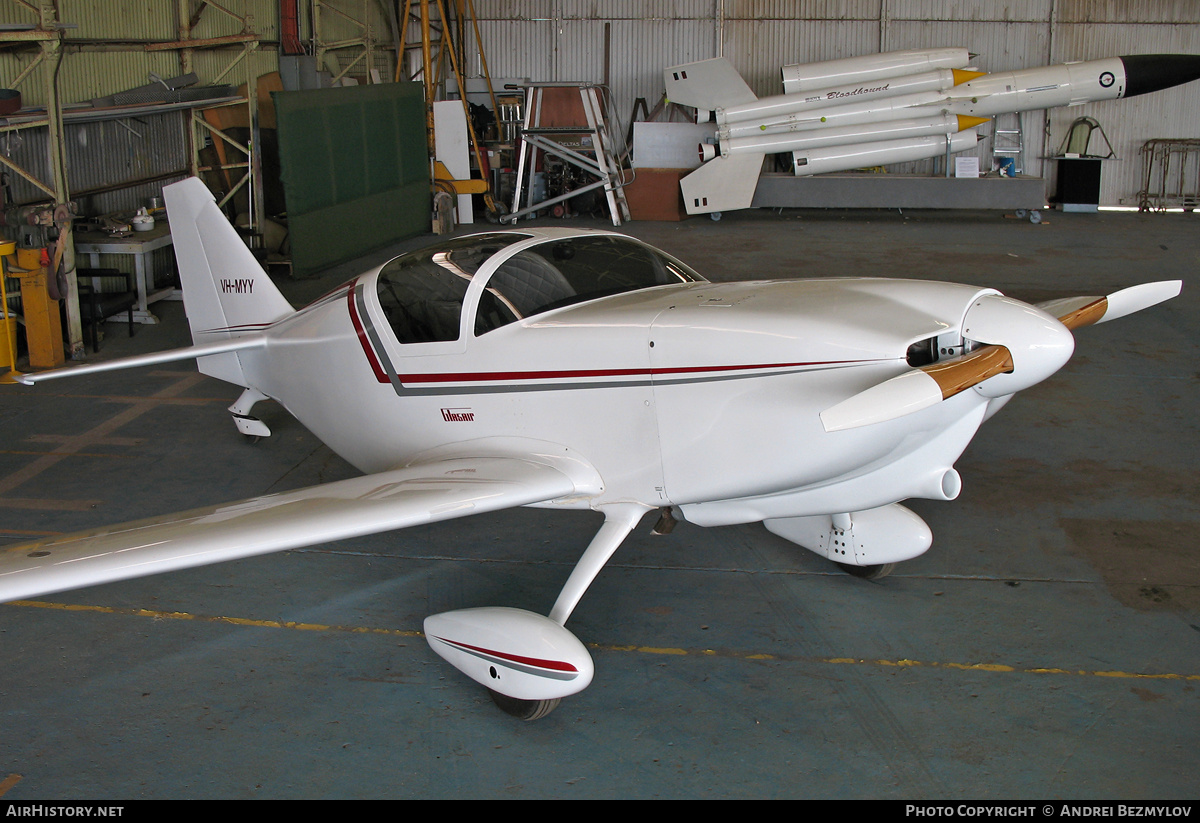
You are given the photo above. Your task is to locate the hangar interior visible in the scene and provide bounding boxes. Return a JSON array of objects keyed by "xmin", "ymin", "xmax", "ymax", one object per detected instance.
[{"xmin": 0, "ymin": 0, "xmax": 1197, "ymax": 800}]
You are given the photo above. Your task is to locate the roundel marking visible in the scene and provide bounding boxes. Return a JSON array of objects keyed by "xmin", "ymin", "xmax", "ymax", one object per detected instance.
[{"xmin": 1099, "ymin": 71, "xmax": 1115, "ymax": 88}]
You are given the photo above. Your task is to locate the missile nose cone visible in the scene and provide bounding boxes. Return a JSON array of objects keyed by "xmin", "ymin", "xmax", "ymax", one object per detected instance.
[{"xmin": 1119, "ymin": 54, "xmax": 1200, "ymax": 98}]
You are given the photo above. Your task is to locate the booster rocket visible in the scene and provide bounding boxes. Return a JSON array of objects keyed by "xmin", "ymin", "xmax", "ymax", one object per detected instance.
[{"xmin": 664, "ymin": 50, "xmax": 1200, "ymax": 215}]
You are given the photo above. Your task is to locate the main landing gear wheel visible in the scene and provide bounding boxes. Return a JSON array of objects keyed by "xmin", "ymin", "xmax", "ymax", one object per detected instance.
[
  {"xmin": 488, "ymin": 689, "xmax": 561, "ymax": 721},
  {"xmin": 837, "ymin": 562, "xmax": 896, "ymax": 580}
]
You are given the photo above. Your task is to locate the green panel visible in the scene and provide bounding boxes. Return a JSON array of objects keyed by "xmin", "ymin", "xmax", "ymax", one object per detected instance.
[{"xmin": 275, "ymin": 83, "xmax": 429, "ymax": 277}]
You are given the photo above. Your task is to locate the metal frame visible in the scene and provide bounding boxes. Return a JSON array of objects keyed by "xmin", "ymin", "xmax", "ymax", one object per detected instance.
[
  {"xmin": 1138, "ymin": 139, "xmax": 1200, "ymax": 212},
  {"xmin": 0, "ymin": 0, "xmax": 264, "ymax": 357},
  {"xmin": 0, "ymin": 0, "xmax": 81, "ymax": 356},
  {"xmin": 507, "ymin": 82, "xmax": 630, "ymax": 226}
]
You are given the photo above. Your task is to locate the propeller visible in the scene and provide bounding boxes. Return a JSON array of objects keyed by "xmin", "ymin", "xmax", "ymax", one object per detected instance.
[
  {"xmin": 819, "ymin": 342, "xmax": 1014, "ymax": 432},
  {"xmin": 820, "ymin": 281, "xmax": 1181, "ymax": 433},
  {"xmin": 1036, "ymin": 280, "xmax": 1182, "ymax": 330}
]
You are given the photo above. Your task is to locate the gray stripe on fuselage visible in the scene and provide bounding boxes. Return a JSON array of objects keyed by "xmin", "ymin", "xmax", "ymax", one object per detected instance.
[
  {"xmin": 436, "ymin": 639, "xmax": 580, "ymax": 682},
  {"xmin": 351, "ymin": 285, "xmax": 879, "ymax": 397},
  {"xmin": 354, "ymin": 284, "xmax": 406, "ymax": 395},
  {"xmin": 396, "ymin": 363, "xmax": 870, "ymax": 396}
]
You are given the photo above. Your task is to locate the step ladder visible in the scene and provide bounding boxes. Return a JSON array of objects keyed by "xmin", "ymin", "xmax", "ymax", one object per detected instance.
[
  {"xmin": 506, "ymin": 82, "xmax": 630, "ymax": 226},
  {"xmin": 991, "ymin": 112, "xmax": 1024, "ymax": 175}
]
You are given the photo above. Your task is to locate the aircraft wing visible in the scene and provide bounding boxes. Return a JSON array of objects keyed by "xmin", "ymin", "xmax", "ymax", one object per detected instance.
[{"xmin": 0, "ymin": 456, "xmax": 579, "ymax": 603}]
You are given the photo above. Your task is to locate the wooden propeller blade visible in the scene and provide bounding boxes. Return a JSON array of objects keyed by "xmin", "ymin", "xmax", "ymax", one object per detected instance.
[
  {"xmin": 1056, "ymin": 297, "xmax": 1108, "ymax": 330},
  {"xmin": 921, "ymin": 344, "xmax": 1014, "ymax": 399},
  {"xmin": 820, "ymin": 344, "xmax": 1014, "ymax": 432},
  {"xmin": 1039, "ymin": 281, "xmax": 1181, "ymax": 331}
]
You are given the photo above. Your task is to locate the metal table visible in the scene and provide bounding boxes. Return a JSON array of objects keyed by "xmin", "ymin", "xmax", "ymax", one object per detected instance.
[{"xmin": 72, "ymin": 222, "xmax": 177, "ymax": 324}]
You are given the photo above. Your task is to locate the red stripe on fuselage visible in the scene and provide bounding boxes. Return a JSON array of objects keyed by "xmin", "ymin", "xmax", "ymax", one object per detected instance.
[
  {"xmin": 397, "ymin": 360, "xmax": 872, "ymax": 384},
  {"xmin": 346, "ymin": 289, "xmax": 877, "ymax": 389},
  {"xmin": 346, "ymin": 286, "xmax": 389, "ymax": 384},
  {"xmin": 433, "ymin": 636, "xmax": 579, "ymax": 673}
]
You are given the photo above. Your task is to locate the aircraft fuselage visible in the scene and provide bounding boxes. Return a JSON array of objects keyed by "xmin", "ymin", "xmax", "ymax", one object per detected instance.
[{"xmin": 245, "ymin": 230, "xmax": 999, "ymax": 524}]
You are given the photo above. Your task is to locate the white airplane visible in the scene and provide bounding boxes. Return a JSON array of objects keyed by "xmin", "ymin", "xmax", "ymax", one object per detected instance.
[{"xmin": 1, "ymin": 177, "xmax": 1181, "ymax": 720}]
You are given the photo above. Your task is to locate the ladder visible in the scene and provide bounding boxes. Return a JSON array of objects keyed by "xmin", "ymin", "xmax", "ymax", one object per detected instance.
[
  {"xmin": 506, "ymin": 83, "xmax": 630, "ymax": 226},
  {"xmin": 991, "ymin": 112, "xmax": 1024, "ymax": 174}
]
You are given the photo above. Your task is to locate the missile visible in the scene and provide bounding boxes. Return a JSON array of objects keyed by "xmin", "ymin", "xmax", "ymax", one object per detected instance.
[
  {"xmin": 791, "ymin": 129, "xmax": 982, "ymax": 177},
  {"xmin": 942, "ymin": 54, "xmax": 1200, "ymax": 117},
  {"xmin": 664, "ymin": 51, "xmax": 1200, "ymax": 215},
  {"xmin": 715, "ymin": 67, "xmax": 986, "ymax": 132},
  {"xmin": 722, "ymin": 88, "xmax": 965, "ymax": 140},
  {"xmin": 780, "ymin": 47, "xmax": 973, "ymax": 93},
  {"xmin": 681, "ymin": 130, "xmax": 984, "ymax": 215},
  {"xmin": 701, "ymin": 113, "xmax": 989, "ymax": 162}
]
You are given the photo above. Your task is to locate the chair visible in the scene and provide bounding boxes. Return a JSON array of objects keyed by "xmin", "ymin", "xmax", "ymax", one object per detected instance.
[{"xmin": 77, "ymin": 268, "xmax": 136, "ymax": 352}]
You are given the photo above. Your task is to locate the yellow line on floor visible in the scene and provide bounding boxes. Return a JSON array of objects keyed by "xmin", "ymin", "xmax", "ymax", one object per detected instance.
[
  {"xmin": 6, "ymin": 599, "xmax": 423, "ymax": 638},
  {"xmin": 8, "ymin": 599, "xmax": 1198, "ymax": 682},
  {"xmin": 0, "ymin": 376, "xmax": 206, "ymax": 503},
  {"xmin": 0, "ymin": 452, "xmax": 133, "ymax": 460},
  {"xmin": 0, "ymin": 773, "xmax": 21, "ymax": 796}
]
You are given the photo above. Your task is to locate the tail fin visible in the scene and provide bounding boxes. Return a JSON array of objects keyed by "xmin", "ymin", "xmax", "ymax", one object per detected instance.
[
  {"xmin": 680, "ymin": 153, "xmax": 765, "ymax": 215},
  {"xmin": 163, "ymin": 177, "xmax": 294, "ymax": 386},
  {"xmin": 664, "ymin": 58, "xmax": 758, "ymax": 112}
]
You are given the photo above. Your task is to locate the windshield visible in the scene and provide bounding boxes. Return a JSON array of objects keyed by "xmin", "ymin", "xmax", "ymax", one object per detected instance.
[
  {"xmin": 375, "ymin": 233, "xmax": 526, "ymax": 344},
  {"xmin": 475, "ymin": 235, "xmax": 702, "ymax": 335}
]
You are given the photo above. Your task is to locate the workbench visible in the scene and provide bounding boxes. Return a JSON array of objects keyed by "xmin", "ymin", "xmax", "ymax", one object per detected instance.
[{"xmin": 72, "ymin": 222, "xmax": 178, "ymax": 324}]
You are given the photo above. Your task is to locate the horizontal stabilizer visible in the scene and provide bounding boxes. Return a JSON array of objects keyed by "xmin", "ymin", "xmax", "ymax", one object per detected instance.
[
  {"xmin": 664, "ymin": 57, "xmax": 758, "ymax": 112},
  {"xmin": 680, "ymin": 153, "xmax": 765, "ymax": 214},
  {"xmin": 16, "ymin": 337, "xmax": 268, "ymax": 385}
]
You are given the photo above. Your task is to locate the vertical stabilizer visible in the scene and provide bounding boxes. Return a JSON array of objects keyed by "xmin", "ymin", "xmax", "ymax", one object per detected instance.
[{"xmin": 163, "ymin": 177, "xmax": 294, "ymax": 386}]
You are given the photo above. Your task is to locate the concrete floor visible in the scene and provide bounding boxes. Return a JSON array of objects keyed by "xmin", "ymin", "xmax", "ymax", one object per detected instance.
[{"xmin": 0, "ymin": 206, "xmax": 1196, "ymax": 799}]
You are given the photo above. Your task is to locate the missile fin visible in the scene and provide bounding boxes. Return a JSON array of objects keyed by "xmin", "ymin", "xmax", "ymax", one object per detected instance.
[
  {"xmin": 680, "ymin": 153, "xmax": 764, "ymax": 214},
  {"xmin": 952, "ymin": 69, "xmax": 987, "ymax": 86},
  {"xmin": 665, "ymin": 58, "xmax": 758, "ymax": 112}
]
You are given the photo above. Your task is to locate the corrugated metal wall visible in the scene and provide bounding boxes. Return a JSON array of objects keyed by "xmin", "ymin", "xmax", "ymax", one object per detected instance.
[
  {"xmin": 1050, "ymin": 1, "xmax": 1200, "ymax": 206},
  {"xmin": 1, "ymin": 1, "xmax": 281, "ymax": 110},
  {"xmin": 469, "ymin": 0, "xmax": 1200, "ymax": 206},
  {"xmin": 0, "ymin": 0, "xmax": 282, "ymax": 211},
  {"xmin": 2, "ymin": 112, "xmax": 190, "ymax": 214},
  {"xmin": 3, "ymin": 2, "xmax": 1198, "ymax": 209}
]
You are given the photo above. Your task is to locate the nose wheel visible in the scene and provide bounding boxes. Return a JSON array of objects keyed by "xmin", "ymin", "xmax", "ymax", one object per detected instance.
[
  {"xmin": 489, "ymin": 689, "xmax": 562, "ymax": 721},
  {"xmin": 836, "ymin": 561, "xmax": 896, "ymax": 580}
]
